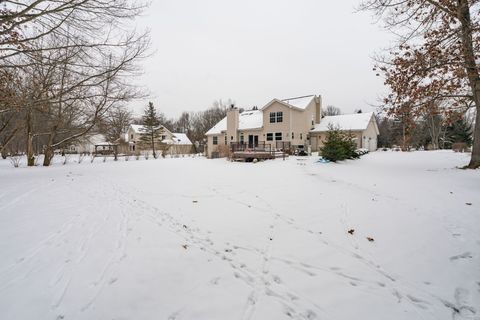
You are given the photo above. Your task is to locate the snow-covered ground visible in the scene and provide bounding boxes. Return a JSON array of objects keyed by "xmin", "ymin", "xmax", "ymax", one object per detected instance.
[{"xmin": 0, "ymin": 151, "xmax": 479, "ymax": 320}]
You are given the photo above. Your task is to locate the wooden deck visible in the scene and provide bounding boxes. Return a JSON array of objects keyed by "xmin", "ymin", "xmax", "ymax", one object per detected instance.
[
  {"xmin": 231, "ymin": 151, "xmax": 275, "ymax": 161},
  {"xmin": 229, "ymin": 142, "xmax": 291, "ymax": 162}
]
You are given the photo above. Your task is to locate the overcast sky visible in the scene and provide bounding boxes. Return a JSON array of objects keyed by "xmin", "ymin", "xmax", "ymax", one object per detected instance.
[{"xmin": 131, "ymin": 0, "xmax": 392, "ymax": 118}]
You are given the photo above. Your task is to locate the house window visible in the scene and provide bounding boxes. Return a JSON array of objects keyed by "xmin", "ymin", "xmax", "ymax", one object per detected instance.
[
  {"xmin": 275, "ymin": 132, "xmax": 282, "ymax": 141},
  {"xmin": 300, "ymin": 133, "xmax": 303, "ymax": 140},
  {"xmin": 269, "ymin": 111, "xmax": 283, "ymax": 123},
  {"xmin": 276, "ymin": 112, "xmax": 283, "ymax": 123},
  {"xmin": 240, "ymin": 134, "xmax": 244, "ymax": 143},
  {"xmin": 269, "ymin": 112, "xmax": 276, "ymax": 123},
  {"xmin": 266, "ymin": 133, "xmax": 273, "ymax": 141},
  {"xmin": 161, "ymin": 135, "xmax": 166, "ymax": 140},
  {"xmin": 213, "ymin": 136, "xmax": 218, "ymax": 145},
  {"xmin": 130, "ymin": 134, "xmax": 133, "ymax": 139},
  {"xmin": 224, "ymin": 136, "xmax": 227, "ymax": 145},
  {"xmin": 291, "ymin": 132, "xmax": 294, "ymax": 139}
]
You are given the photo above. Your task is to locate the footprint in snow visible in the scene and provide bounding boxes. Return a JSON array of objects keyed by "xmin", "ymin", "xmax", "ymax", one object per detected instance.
[
  {"xmin": 450, "ymin": 252, "xmax": 473, "ymax": 261},
  {"xmin": 406, "ymin": 294, "xmax": 429, "ymax": 309}
]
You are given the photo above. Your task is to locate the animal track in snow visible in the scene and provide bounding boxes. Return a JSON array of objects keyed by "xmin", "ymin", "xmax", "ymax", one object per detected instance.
[{"xmin": 449, "ymin": 252, "xmax": 473, "ymax": 261}]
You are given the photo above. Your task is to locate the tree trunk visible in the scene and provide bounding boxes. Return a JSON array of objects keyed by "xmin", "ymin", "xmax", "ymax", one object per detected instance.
[
  {"xmin": 43, "ymin": 130, "xmax": 57, "ymax": 166},
  {"xmin": 0, "ymin": 126, "xmax": 20, "ymax": 155},
  {"xmin": 151, "ymin": 134, "xmax": 156, "ymax": 158},
  {"xmin": 26, "ymin": 111, "xmax": 35, "ymax": 166},
  {"xmin": 458, "ymin": 0, "xmax": 480, "ymax": 168},
  {"xmin": 43, "ymin": 147, "xmax": 54, "ymax": 166},
  {"xmin": 469, "ymin": 104, "xmax": 480, "ymax": 168}
]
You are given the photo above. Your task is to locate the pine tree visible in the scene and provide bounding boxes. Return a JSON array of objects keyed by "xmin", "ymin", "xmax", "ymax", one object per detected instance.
[
  {"xmin": 320, "ymin": 125, "xmax": 359, "ymax": 162},
  {"xmin": 140, "ymin": 102, "xmax": 161, "ymax": 158},
  {"xmin": 444, "ymin": 117, "xmax": 473, "ymax": 148}
]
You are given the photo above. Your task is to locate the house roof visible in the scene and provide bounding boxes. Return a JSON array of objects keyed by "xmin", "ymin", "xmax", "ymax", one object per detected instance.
[
  {"xmin": 311, "ymin": 112, "xmax": 376, "ymax": 133},
  {"xmin": 261, "ymin": 95, "xmax": 315, "ymax": 111},
  {"xmin": 205, "ymin": 109, "xmax": 263, "ymax": 135},
  {"xmin": 205, "ymin": 94, "xmax": 318, "ymax": 136},
  {"xmin": 129, "ymin": 124, "xmax": 146, "ymax": 134},
  {"xmin": 129, "ymin": 124, "xmax": 168, "ymax": 134},
  {"xmin": 281, "ymin": 95, "xmax": 315, "ymax": 110},
  {"xmin": 171, "ymin": 133, "xmax": 192, "ymax": 145}
]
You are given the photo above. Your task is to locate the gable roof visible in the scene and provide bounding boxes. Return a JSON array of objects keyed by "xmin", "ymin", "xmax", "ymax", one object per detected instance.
[
  {"xmin": 262, "ymin": 95, "xmax": 315, "ymax": 111},
  {"xmin": 311, "ymin": 112, "xmax": 377, "ymax": 133},
  {"xmin": 171, "ymin": 133, "xmax": 192, "ymax": 145},
  {"xmin": 205, "ymin": 94, "xmax": 318, "ymax": 136},
  {"xmin": 281, "ymin": 95, "xmax": 315, "ymax": 110},
  {"xmin": 205, "ymin": 109, "xmax": 263, "ymax": 135},
  {"xmin": 129, "ymin": 124, "xmax": 171, "ymax": 134}
]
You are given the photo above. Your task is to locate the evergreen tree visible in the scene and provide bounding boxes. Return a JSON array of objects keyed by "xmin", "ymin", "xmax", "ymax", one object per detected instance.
[
  {"xmin": 320, "ymin": 125, "xmax": 359, "ymax": 162},
  {"xmin": 140, "ymin": 102, "xmax": 161, "ymax": 158},
  {"xmin": 444, "ymin": 117, "xmax": 473, "ymax": 148}
]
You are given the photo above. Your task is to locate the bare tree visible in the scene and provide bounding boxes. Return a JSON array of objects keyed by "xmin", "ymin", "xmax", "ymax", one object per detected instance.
[
  {"xmin": 324, "ymin": 105, "xmax": 342, "ymax": 116},
  {"xmin": 174, "ymin": 112, "xmax": 191, "ymax": 134},
  {"xmin": 0, "ymin": 0, "xmax": 148, "ymax": 60},
  {"xmin": 0, "ymin": 1, "xmax": 149, "ymax": 166},
  {"xmin": 189, "ymin": 104, "xmax": 228, "ymax": 144},
  {"xmin": 99, "ymin": 106, "xmax": 133, "ymax": 143}
]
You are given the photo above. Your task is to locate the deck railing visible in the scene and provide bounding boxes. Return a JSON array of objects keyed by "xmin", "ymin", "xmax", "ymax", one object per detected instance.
[
  {"xmin": 230, "ymin": 142, "xmax": 272, "ymax": 154},
  {"xmin": 230, "ymin": 141, "xmax": 292, "ymax": 153}
]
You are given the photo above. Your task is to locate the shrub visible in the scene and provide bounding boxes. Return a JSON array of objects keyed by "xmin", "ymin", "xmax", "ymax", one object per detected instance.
[
  {"xmin": 320, "ymin": 125, "xmax": 359, "ymax": 162},
  {"xmin": 9, "ymin": 155, "xmax": 21, "ymax": 168}
]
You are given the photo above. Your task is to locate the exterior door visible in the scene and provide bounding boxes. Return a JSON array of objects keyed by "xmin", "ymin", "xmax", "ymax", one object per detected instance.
[{"xmin": 248, "ymin": 135, "xmax": 258, "ymax": 148}]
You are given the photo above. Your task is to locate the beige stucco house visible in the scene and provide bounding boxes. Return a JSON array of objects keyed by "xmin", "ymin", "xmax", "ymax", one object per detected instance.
[
  {"xmin": 205, "ymin": 94, "xmax": 379, "ymax": 158},
  {"xmin": 126, "ymin": 124, "xmax": 193, "ymax": 155}
]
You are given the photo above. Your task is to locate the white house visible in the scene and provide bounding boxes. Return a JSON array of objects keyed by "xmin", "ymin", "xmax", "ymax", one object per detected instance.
[{"xmin": 126, "ymin": 124, "xmax": 193, "ymax": 154}]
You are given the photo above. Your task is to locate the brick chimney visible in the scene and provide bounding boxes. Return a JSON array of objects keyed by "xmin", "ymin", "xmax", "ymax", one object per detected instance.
[{"xmin": 226, "ymin": 105, "xmax": 239, "ymax": 144}]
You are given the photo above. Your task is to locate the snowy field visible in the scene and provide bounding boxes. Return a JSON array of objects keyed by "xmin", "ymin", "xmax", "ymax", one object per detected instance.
[{"xmin": 0, "ymin": 151, "xmax": 479, "ymax": 320}]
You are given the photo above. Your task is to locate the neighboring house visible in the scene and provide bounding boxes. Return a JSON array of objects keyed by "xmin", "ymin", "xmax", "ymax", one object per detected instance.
[
  {"xmin": 310, "ymin": 112, "xmax": 379, "ymax": 152},
  {"xmin": 205, "ymin": 94, "xmax": 379, "ymax": 158},
  {"xmin": 68, "ymin": 134, "xmax": 112, "ymax": 154},
  {"xmin": 126, "ymin": 124, "xmax": 193, "ymax": 154}
]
